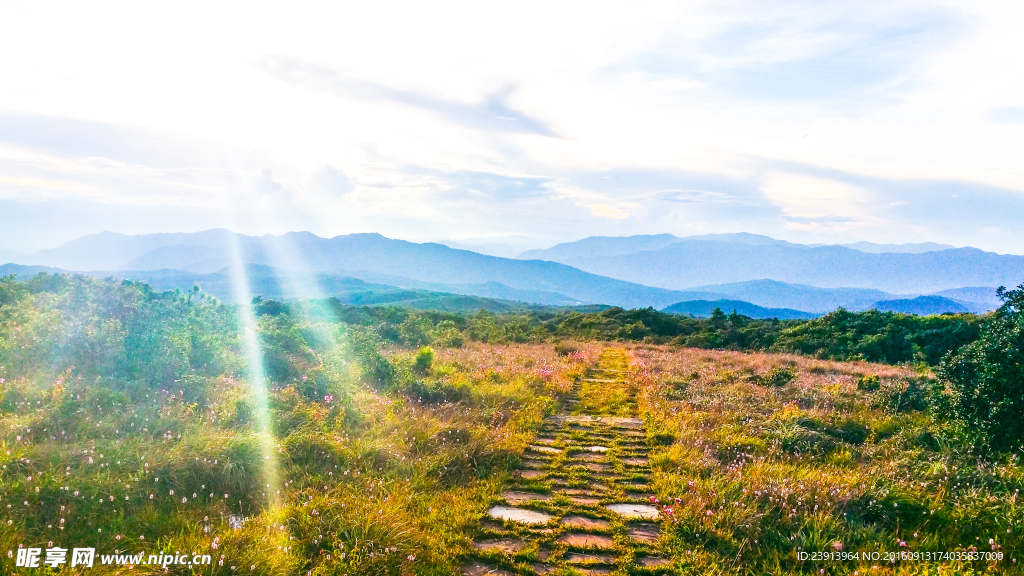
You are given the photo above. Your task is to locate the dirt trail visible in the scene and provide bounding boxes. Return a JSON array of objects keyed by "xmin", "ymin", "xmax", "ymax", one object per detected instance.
[{"xmin": 463, "ymin": 349, "xmax": 671, "ymax": 575}]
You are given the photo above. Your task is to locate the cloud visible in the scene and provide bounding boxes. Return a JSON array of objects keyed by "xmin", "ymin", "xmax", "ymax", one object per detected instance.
[
  {"xmin": 991, "ymin": 108, "xmax": 1024, "ymax": 123},
  {"xmin": 306, "ymin": 165, "xmax": 354, "ymax": 197},
  {"xmin": 577, "ymin": 202, "xmax": 630, "ymax": 219},
  {"xmin": 258, "ymin": 56, "xmax": 557, "ymax": 136},
  {"xmin": 0, "ymin": 109, "xmax": 267, "ymax": 170}
]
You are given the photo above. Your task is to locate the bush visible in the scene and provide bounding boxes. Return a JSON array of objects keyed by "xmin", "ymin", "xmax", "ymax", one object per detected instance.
[
  {"xmin": 413, "ymin": 346, "xmax": 434, "ymax": 374},
  {"xmin": 938, "ymin": 285, "xmax": 1024, "ymax": 451},
  {"xmin": 857, "ymin": 375, "xmax": 881, "ymax": 391},
  {"xmin": 346, "ymin": 327, "xmax": 395, "ymax": 387},
  {"xmin": 750, "ymin": 367, "xmax": 796, "ymax": 387},
  {"xmin": 554, "ymin": 341, "xmax": 580, "ymax": 356}
]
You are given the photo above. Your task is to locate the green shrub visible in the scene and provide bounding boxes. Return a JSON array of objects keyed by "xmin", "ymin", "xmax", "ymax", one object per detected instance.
[
  {"xmin": 857, "ymin": 374, "xmax": 881, "ymax": 391},
  {"xmin": 554, "ymin": 341, "xmax": 580, "ymax": 356},
  {"xmin": 750, "ymin": 367, "xmax": 796, "ymax": 387},
  {"xmin": 413, "ymin": 346, "xmax": 434, "ymax": 374},
  {"xmin": 938, "ymin": 287, "xmax": 1024, "ymax": 450}
]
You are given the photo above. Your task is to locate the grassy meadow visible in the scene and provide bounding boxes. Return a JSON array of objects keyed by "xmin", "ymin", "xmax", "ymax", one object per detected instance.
[{"xmin": 1, "ymin": 274, "xmax": 1023, "ymax": 574}]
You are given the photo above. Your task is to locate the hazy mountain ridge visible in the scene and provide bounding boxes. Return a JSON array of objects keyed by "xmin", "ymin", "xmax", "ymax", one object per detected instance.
[
  {"xmin": 521, "ymin": 233, "xmax": 960, "ymax": 261},
  {"xmin": 523, "ymin": 239, "xmax": 1024, "ymax": 294},
  {"xmin": 3, "ymin": 230, "xmax": 1014, "ymax": 314},
  {"xmin": 873, "ymin": 295, "xmax": 969, "ymax": 315},
  {"xmin": 662, "ymin": 299, "xmax": 817, "ymax": 320},
  {"xmin": 0, "ymin": 263, "xmax": 579, "ymax": 314},
  {"xmin": 3, "ymin": 232, "xmax": 717, "ymax": 309}
]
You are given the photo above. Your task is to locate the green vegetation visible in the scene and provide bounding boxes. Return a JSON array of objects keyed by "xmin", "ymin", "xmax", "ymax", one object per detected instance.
[
  {"xmin": 325, "ymin": 300, "xmax": 983, "ymax": 366},
  {"xmin": 635, "ymin": 346, "xmax": 1022, "ymax": 575},
  {"xmin": 2, "ymin": 272, "xmax": 1023, "ymax": 575},
  {"xmin": 0, "ymin": 274, "xmax": 591, "ymax": 574},
  {"xmin": 939, "ymin": 286, "xmax": 1024, "ymax": 451}
]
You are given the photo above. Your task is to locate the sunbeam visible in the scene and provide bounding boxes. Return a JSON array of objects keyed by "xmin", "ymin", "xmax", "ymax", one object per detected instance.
[{"xmin": 224, "ymin": 229, "xmax": 283, "ymax": 508}]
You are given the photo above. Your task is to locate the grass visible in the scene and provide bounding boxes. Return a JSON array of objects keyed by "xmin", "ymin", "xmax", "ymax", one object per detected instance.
[
  {"xmin": 3, "ymin": 335, "xmax": 1022, "ymax": 575},
  {"xmin": 631, "ymin": 346, "xmax": 1022, "ymax": 575},
  {"xmin": 0, "ymin": 342, "xmax": 598, "ymax": 575}
]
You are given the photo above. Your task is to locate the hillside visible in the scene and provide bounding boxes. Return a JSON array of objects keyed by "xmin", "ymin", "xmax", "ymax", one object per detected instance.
[
  {"xmin": 8, "ymin": 231, "xmax": 1016, "ymax": 314},
  {"xmin": 872, "ymin": 295, "xmax": 969, "ymax": 315},
  {"xmin": 521, "ymin": 237, "xmax": 1024, "ymax": 294},
  {"xmin": 2, "ymin": 231, "xmax": 760, "ymax": 309},
  {"xmin": 662, "ymin": 299, "xmax": 817, "ymax": 319},
  {"xmin": 0, "ymin": 263, "xmax": 584, "ymax": 314}
]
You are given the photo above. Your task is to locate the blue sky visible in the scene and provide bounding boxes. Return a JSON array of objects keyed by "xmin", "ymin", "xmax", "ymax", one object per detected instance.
[{"xmin": 0, "ymin": 0, "xmax": 1022, "ymax": 255}]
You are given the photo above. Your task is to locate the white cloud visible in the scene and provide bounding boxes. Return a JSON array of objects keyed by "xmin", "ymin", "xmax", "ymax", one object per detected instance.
[
  {"xmin": 578, "ymin": 203, "xmax": 631, "ymax": 220},
  {"xmin": 0, "ymin": 0, "xmax": 1020, "ymax": 253}
]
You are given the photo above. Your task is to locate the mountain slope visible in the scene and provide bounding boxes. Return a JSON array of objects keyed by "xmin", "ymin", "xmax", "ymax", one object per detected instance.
[
  {"xmin": 11, "ymin": 231, "xmax": 728, "ymax": 309},
  {"xmin": 872, "ymin": 295, "xmax": 969, "ymax": 315},
  {"xmin": 686, "ymin": 279, "xmax": 904, "ymax": 313},
  {"xmin": 0, "ymin": 263, "xmax": 584, "ymax": 314},
  {"xmin": 525, "ymin": 239, "xmax": 1024, "ymax": 294},
  {"xmin": 662, "ymin": 299, "xmax": 817, "ymax": 320}
]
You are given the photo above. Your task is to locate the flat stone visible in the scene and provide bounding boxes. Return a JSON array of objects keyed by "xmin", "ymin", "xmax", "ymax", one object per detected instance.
[
  {"xmin": 489, "ymin": 506, "xmax": 552, "ymax": 525},
  {"xmin": 472, "ymin": 539, "xmax": 528, "ymax": 553},
  {"xmin": 462, "ymin": 562, "xmax": 514, "ymax": 576},
  {"xmin": 600, "ymin": 417, "xmax": 644, "ymax": 429},
  {"xmin": 559, "ymin": 488, "xmax": 597, "ymax": 496},
  {"xmin": 533, "ymin": 437, "xmax": 558, "ymax": 445},
  {"xmin": 548, "ymin": 415, "xmax": 600, "ymax": 425},
  {"xmin": 519, "ymin": 470, "xmax": 546, "ymax": 480},
  {"xmin": 571, "ymin": 453, "xmax": 605, "ymax": 462},
  {"xmin": 558, "ymin": 533, "xmax": 615, "ymax": 549},
  {"xmin": 521, "ymin": 459, "xmax": 551, "ymax": 469},
  {"xmin": 560, "ymin": 515, "xmax": 611, "ymax": 530},
  {"xmin": 627, "ymin": 522, "xmax": 661, "ymax": 543},
  {"xmin": 605, "ymin": 503, "xmax": 661, "ymax": 520},
  {"xmin": 584, "ymin": 445, "xmax": 610, "ymax": 453},
  {"xmin": 529, "ymin": 445, "xmax": 562, "ymax": 454},
  {"xmin": 579, "ymin": 570, "xmax": 613, "ymax": 576},
  {"xmin": 565, "ymin": 552, "xmax": 615, "ymax": 564},
  {"xmin": 622, "ymin": 484, "xmax": 650, "ymax": 493},
  {"xmin": 582, "ymin": 463, "xmax": 612, "ymax": 472},
  {"xmin": 530, "ymin": 563, "xmax": 557, "ymax": 574},
  {"xmin": 638, "ymin": 556, "xmax": 671, "ymax": 568},
  {"xmin": 622, "ymin": 457, "xmax": 649, "ymax": 466},
  {"xmin": 501, "ymin": 491, "xmax": 552, "ymax": 505},
  {"xmin": 570, "ymin": 496, "xmax": 603, "ymax": 506}
]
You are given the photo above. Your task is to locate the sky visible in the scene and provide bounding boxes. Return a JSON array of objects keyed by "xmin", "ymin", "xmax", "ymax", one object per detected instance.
[{"xmin": 1, "ymin": 0, "xmax": 1023, "ymax": 256}]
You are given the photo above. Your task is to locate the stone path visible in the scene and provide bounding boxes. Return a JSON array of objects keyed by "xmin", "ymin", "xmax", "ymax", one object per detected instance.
[{"xmin": 462, "ymin": 349, "xmax": 671, "ymax": 575}]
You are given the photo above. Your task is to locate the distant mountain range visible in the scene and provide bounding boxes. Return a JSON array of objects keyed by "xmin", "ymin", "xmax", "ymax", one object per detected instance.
[
  {"xmin": 517, "ymin": 233, "xmax": 1024, "ymax": 294},
  {"xmin": 872, "ymin": 295, "xmax": 969, "ymax": 315},
  {"xmin": 662, "ymin": 299, "xmax": 817, "ymax": 320},
  {"xmin": 0, "ymin": 230, "xmax": 714, "ymax": 309},
  {"xmin": 0, "ymin": 263, "xmax": 605, "ymax": 314},
  {"xmin": 1, "ymin": 230, "xmax": 1016, "ymax": 316}
]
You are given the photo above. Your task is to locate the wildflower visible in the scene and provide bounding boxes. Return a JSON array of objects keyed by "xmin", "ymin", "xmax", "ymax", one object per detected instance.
[
  {"xmin": 407, "ymin": 555, "xmax": 415, "ymax": 561},
  {"xmin": 649, "ymin": 496, "xmax": 659, "ymax": 504},
  {"xmin": 169, "ymin": 490, "xmax": 174, "ymax": 496},
  {"xmin": 833, "ymin": 542, "xmax": 843, "ymax": 551}
]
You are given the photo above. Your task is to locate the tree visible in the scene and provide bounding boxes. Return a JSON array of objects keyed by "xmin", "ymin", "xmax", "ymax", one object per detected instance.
[{"xmin": 938, "ymin": 285, "xmax": 1024, "ymax": 451}]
